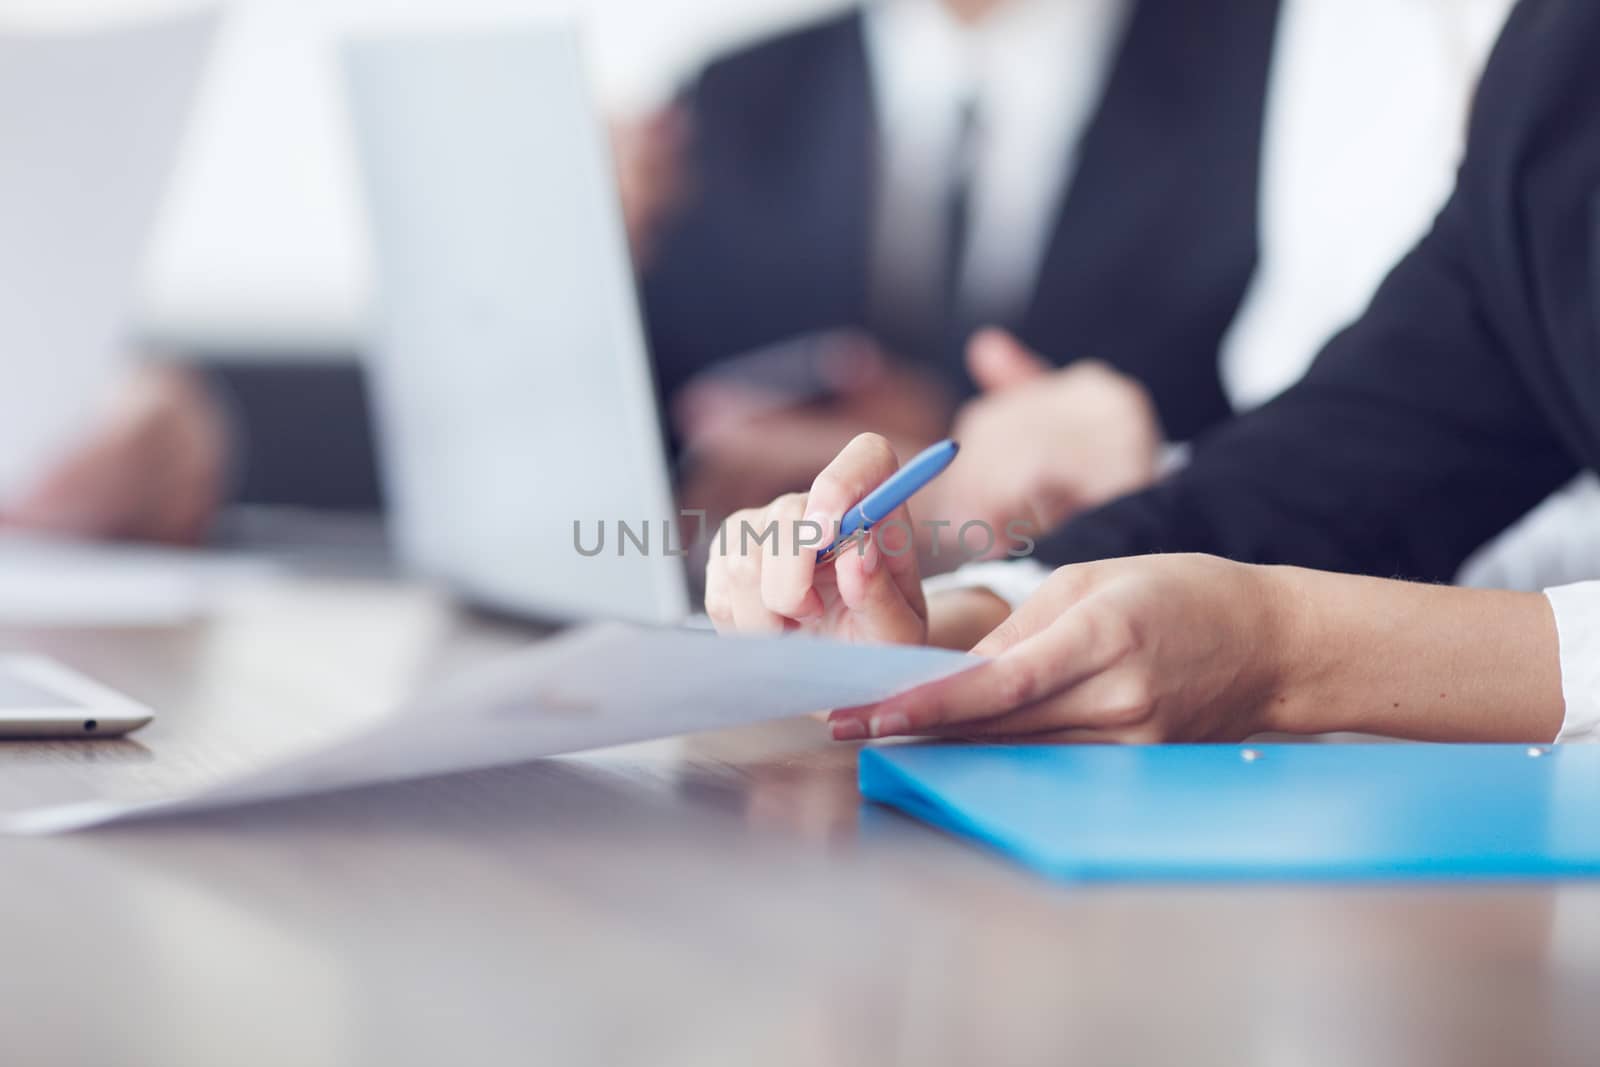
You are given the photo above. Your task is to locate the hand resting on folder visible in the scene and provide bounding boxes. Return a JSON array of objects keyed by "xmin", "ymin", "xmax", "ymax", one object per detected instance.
[{"xmin": 706, "ymin": 434, "xmax": 1565, "ymax": 746}]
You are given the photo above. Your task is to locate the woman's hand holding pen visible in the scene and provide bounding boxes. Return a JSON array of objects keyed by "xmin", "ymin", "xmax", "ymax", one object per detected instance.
[{"xmin": 705, "ymin": 433, "xmax": 929, "ymax": 645}]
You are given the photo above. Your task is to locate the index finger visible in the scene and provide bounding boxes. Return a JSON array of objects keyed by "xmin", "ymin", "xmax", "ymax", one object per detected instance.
[
  {"xmin": 833, "ymin": 607, "xmax": 1100, "ymax": 738},
  {"xmin": 804, "ymin": 432, "xmax": 903, "ymax": 531}
]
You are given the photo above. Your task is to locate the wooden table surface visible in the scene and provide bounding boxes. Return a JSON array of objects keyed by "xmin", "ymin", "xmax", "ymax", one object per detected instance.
[{"xmin": 2, "ymin": 576, "xmax": 1597, "ymax": 1067}]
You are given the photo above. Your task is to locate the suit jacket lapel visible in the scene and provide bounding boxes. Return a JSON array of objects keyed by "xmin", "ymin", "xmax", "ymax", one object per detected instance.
[
  {"xmin": 1018, "ymin": 0, "xmax": 1282, "ymax": 440},
  {"xmin": 781, "ymin": 11, "xmax": 876, "ymax": 326}
]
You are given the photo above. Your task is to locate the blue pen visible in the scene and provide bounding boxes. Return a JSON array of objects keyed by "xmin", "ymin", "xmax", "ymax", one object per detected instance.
[{"xmin": 816, "ymin": 439, "xmax": 960, "ymax": 565}]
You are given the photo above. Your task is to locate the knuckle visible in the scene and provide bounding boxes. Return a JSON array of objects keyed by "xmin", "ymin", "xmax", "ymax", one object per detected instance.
[
  {"xmin": 995, "ymin": 664, "xmax": 1041, "ymax": 709},
  {"xmin": 1069, "ymin": 358, "xmax": 1112, "ymax": 382},
  {"xmin": 952, "ymin": 405, "xmax": 991, "ymax": 438},
  {"xmin": 1099, "ymin": 676, "xmax": 1156, "ymax": 726},
  {"xmin": 1093, "ymin": 607, "xmax": 1145, "ymax": 663},
  {"xmin": 764, "ymin": 580, "xmax": 804, "ymax": 616},
  {"xmin": 712, "ymin": 511, "xmax": 751, "ymax": 558},
  {"xmin": 704, "ymin": 554, "xmax": 725, "ymax": 586},
  {"xmin": 808, "ymin": 473, "xmax": 845, "ymax": 510},
  {"xmin": 977, "ymin": 618, "xmax": 1024, "ymax": 657},
  {"xmin": 1044, "ymin": 564, "xmax": 1091, "ymax": 602},
  {"xmin": 815, "ymin": 436, "xmax": 898, "ymax": 512},
  {"xmin": 849, "ymin": 432, "xmax": 896, "ymax": 467},
  {"xmin": 725, "ymin": 545, "xmax": 759, "ymax": 582},
  {"xmin": 704, "ymin": 595, "xmax": 732, "ymax": 628}
]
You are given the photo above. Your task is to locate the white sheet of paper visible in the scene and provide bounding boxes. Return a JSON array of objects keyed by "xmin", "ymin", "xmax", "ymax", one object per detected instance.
[
  {"xmin": 0, "ymin": 533, "xmax": 279, "ymax": 626},
  {"xmin": 0, "ymin": 11, "xmax": 216, "ymax": 499},
  {"xmin": 2, "ymin": 624, "xmax": 978, "ymax": 834}
]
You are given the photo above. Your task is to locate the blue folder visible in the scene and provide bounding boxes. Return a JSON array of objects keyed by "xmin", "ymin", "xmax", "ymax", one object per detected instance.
[{"xmin": 858, "ymin": 743, "xmax": 1600, "ymax": 882}]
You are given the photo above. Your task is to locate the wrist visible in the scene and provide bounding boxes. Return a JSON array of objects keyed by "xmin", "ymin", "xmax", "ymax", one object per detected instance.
[
  {"xmin": 1246, "ymin": 567, "xmax": 1565, "ymax": 742},
  {"xmin": 1247, "ymin": 564, "xmax": 1325, "ymax": 735}
]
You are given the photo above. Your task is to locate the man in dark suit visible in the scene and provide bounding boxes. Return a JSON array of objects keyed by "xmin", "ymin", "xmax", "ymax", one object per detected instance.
[
  {"xmin": 651, "ymin": 0, "xmax": 1282, "ymax": 518},
  {"xmin": 703, "ymin": 0, "xmax": 1600, "ymax": 748}
]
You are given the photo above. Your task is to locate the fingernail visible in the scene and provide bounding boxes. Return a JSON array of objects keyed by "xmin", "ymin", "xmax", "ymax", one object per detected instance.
[
  {"xmin": 860, "ymin": 535, "xmax": 880, "ymax": 575},
  {"xmin": 870, "ymin": 712, "xmax": 910, "ymax": 738},
  {"xmin": 803, "ymin": 510, "xmax": 835, "ymax": 537},
  {"xmin": 831, "ymin": 718, "xmax": 868, "ymax": 742}
]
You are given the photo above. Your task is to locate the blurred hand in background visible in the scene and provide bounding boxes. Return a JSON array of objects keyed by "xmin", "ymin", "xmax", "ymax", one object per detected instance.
[
  {"xmin": 611, "ymin": 105, "xmax": 691, "ymax": 268},
  {"xmin": 916, "ymin": 329, "xmax": 1161, "ymax": 565},
  {"xmin": 1, "ymin": 364, "xmax": 228, "ymax": 545},
  {"xmin": 674, "ymin": 333, "xmax": 951, "ymax": 528}
]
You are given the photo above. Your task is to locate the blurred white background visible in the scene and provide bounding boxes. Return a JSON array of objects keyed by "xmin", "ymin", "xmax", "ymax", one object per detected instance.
[{"xmin": 1, "ymin": 0, "xmax": 849, "ymax": 352}]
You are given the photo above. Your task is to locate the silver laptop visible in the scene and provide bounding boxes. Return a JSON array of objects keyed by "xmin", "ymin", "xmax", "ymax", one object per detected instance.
[{"xmin": 344, "ymin": 23, "xmax": 690, "ymax": 624}]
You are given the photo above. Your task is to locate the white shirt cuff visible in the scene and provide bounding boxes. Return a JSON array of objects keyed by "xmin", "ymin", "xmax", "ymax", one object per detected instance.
[
  {"xmin": 923, "ymin": 558, "xmax": 1052, "ymax": 611},
  {"xmin": 1545, "ymin": 582, "xmax": 1600, "ymax": 743}
]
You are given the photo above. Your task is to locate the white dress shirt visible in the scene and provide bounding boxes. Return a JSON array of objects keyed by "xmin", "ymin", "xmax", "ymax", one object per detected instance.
[
  {"xmin": 862, "ymin": 0, "xmax": 1128, "ymax": 328},
  {"xmin": 929, "ymin": 0, "xmax": 1600, "ymax": 741},
  {"xmin": 1548, "ymin": 585, "xmax": 1600, "ymax": 743},
  {"xmin": 1217, "ymin": 0, "xmax": 1514, "ymax": 412}
]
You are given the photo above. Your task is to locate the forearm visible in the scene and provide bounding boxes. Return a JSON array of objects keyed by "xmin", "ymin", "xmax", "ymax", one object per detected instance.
[{"xmin": 1264, "ymin": 566, "xmax": 1564, "ymax": 742}]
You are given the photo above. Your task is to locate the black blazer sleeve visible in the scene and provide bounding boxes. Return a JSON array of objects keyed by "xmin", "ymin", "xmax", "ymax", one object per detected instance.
[{"xmin": 1036, "ymin": 20, "xmax": 1585, "ymax": 582}]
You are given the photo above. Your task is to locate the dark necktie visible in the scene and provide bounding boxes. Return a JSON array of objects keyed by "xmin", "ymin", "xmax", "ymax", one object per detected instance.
[{"xmin": 942, "ymin": 97, "xmax": 983, "ymax": 386}]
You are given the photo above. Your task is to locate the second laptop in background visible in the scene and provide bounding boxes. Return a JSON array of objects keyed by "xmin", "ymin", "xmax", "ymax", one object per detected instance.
[{"xmin": 344, "ymin": 23, "xmax": 689, "ymax": 625}]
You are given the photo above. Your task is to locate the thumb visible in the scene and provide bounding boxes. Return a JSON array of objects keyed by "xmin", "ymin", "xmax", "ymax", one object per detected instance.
[
  {"xmin": 968, "ymin": 564, "xmax": 1093, "ymax": 657},
  {"xmin": 966, "ymin": 329, "xmax": 1052, "ymax": 393}
]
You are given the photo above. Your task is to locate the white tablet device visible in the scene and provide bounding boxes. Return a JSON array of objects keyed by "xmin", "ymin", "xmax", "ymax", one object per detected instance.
[{"xmin": 0, "ymin": 656, "xmax": 155, "ymax": 738}]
